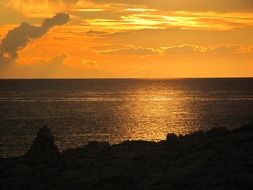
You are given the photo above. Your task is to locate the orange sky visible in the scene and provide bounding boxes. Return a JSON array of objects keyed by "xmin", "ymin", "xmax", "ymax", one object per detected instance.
[{"xmin": 0, "ymin": 0, "xmax": 253, "ymax": 78}]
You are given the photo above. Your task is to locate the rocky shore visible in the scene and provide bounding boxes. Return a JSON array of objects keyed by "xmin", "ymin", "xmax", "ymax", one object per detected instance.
[{"xmin": 1, "ymin": 122, "xmax": 253, "ymax": 190}]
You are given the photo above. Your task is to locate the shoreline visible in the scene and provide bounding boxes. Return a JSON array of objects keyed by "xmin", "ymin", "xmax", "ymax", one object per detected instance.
[{"xmin": 1, "ymin": 122, "xmax": 253, "ymax": 189}]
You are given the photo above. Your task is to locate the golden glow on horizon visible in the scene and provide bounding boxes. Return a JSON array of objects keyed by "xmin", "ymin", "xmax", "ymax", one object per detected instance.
[{"xmin": 0, "ymin": 0, "xmax": 253, "ymax": 78}]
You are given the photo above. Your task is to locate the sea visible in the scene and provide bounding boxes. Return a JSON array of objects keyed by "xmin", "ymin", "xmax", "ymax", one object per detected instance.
[{"xmin": 0, "ymin": 78, "xmax": 253, "ymax": 157}]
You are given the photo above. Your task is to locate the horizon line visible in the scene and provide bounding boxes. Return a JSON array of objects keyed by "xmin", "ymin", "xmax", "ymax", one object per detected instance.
[{"xmin": 0, "ymin": 77, "xmax": 253, "ymax": 80}]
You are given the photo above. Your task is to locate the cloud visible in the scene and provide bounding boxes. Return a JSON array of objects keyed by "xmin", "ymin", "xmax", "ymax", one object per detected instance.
[
  {"xmin": 48, "ymin": 55, "xmax": 68, "ymax": 66},
  {"xmin": 104, "ymin": 27, "xmax": 253, "ymax": 48},
  {"xmin": 0, "ymin": 13, "xmax": 69, "ymax": 64},
  {"xmin": 163, "ymin": 45, "xmax": 204, "ymax": 55},
  {"xmin": 0, "ymin": 54, "xmax": 114, "ymax": 78},
  {"xmin": 6, "ymin": 1, "xmax": 253, "ymax": 32},
  {"xmin": 87, "ymin": 0, "xmax": 253, "ymax": 12},
  {"xmin": 96, "ymin": 44, "xmax": 253, "ymax": 57},
  {"xmin": 0, "ymin": 54, "xmax": 68, "ymax": 78},
  {"xmin": 81, "ymin": 59, "xmax": 97, "ymax": 66},
  {"xmin": 162, "ymin": 45, "xmax": 253, "ymax": 56},
  {"xmin": 207, "ymin": 45, "xmax": 253, "ymax": 55},
  {"xmin": 7, "ymin": 0, "xmax": 78, "ymax": 17},
  {"xmin": 99, "ymin": 47, "xmax": 159, "ymax": 56},
  {"xmin": 86, "ymin": 30, "xmax": 110, "ymax": 37},
  {"xmin": 8, "ymin": 0, "xmax": 253, "ymax": 14}
]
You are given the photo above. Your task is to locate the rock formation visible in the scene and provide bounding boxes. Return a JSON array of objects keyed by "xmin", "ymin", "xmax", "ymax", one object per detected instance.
[
  {"xmin": 1, "ymin": 122, "xmax": 253, "ymax": 190},
  {"xmin": 24, "ymin": 125, "xmax": 60, "ymax": 165}
]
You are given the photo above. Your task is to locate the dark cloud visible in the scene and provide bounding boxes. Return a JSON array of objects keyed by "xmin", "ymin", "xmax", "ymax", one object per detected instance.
[{"xmin": 0, "ymin": 13, "xmax": 69, "ymax": 64}]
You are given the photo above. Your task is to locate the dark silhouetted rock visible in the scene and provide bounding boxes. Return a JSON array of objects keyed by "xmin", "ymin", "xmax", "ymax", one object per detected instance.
[
  {"xmin": 166, "ymin": 133, "xmax": 178, "ymax": 142},
  {"xmin": 24, "ymin": 125, "xmax": 60, "ymax": 165},
  {"xmin": 190, "ymin": 130, "xmax": 205, "ymax": 138},
  {"xmin": 233, "ymin": 120, "xmax": 253, "ymax": 133},
  {"xmin": 87, "ymin": 141, "xmax": 110, "ymax": 147},
  {"xmin": 1, "ymin": 123, "xmax": 253, "ymax": 190},
  {"xmin": 86, "ymin": 141, "xmax": 111, "ymax": 151},
  {"xmin": 207, "ymin": 127, "xmax": 230, "ymax": 137}
]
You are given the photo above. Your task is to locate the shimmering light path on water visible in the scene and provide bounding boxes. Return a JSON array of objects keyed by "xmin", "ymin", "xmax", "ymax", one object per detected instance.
[{"xmin": 1, "ymin": 79, "xmax": 253, "ymax": 157}]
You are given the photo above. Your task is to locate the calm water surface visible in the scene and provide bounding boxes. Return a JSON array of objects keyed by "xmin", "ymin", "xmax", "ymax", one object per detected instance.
[{"xmin": 0, "ymin": 79, "xmax": 253, "ymax": 157}]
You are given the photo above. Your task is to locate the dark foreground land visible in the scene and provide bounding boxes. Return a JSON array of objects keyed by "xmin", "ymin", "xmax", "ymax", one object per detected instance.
[{"xmin": 1, "ymin": 123, "xmax": 253, "ymax": 190}]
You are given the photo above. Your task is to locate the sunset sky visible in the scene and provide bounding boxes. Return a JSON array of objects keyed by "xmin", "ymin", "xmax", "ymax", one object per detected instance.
[{"xmin": 0, "ymin": 0, "xmax": 253, "ymax": 78}]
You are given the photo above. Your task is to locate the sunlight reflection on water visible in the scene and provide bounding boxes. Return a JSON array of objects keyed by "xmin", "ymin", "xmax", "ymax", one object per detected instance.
[{"xmin": 1, "ymin": 79, "xmax": 253, "ymax": 157}]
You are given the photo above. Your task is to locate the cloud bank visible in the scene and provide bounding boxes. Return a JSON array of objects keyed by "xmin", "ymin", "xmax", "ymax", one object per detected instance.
[
  {"xmin": 87, "ymin": 0, "xmax": 253, "ymax": 12},
  {"xmin": 0, "ymin": 13, "xmax": 69, "ymax": 64}
]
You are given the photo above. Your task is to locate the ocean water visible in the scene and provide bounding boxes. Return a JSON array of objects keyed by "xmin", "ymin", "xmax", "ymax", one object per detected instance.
[{"xmin": 0, "ymin": 78, "xmax": 253, "ymax": 157}]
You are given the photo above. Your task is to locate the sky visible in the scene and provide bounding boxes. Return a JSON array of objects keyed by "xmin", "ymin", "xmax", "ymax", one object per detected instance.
[{"xmin": 0, "ymin": 0, "xmax": 253, "ymax": 78}]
